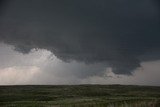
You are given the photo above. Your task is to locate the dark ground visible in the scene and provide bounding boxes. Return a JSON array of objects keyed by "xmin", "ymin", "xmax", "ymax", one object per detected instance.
[{"xmin": 0, "ymin": 85, "xmax": 160, "ymax": 107}]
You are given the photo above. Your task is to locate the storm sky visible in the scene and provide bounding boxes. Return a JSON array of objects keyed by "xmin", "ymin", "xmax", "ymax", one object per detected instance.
[{"xmin": 0, "ymin": 0, "xmax": 160, "ymax": 85}]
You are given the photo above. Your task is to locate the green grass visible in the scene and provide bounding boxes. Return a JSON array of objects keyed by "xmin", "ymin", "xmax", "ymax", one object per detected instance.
[{"xmin": 0, "ymin": 85, "xmax": 160, "ymax": 107}]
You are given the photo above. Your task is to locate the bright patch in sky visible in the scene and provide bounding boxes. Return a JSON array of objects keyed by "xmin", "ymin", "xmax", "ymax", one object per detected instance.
[{"xmin": 0, "ymin": 43, "xmax": 160, "ymax": 85}]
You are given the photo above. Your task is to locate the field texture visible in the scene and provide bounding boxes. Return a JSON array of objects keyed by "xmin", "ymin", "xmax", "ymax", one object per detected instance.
[{"xmin": 0, "ymin": 85, "xmax": 160, "ymax": 107}]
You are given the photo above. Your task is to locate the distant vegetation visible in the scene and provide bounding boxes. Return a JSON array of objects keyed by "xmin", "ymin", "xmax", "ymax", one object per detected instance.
[{"xmin": 0, "ymin": 85, "xmax": 160, "ymax": 107}]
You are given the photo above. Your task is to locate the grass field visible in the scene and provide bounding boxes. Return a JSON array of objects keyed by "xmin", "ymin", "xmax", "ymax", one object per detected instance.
[{"xmin": 0, "ymin": 85, "xmax": 160, "ymax": 107}]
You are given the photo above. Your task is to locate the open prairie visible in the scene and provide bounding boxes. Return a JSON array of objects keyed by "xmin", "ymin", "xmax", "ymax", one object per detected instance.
[{"xmin": 0, "ymin": 85, "xmax": 160, "ymax": 107}]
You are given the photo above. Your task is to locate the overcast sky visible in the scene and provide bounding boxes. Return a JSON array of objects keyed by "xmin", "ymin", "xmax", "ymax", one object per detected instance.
[{"xmin": 0, "ymin": 0, "xmax": 160, "ymax": 85}]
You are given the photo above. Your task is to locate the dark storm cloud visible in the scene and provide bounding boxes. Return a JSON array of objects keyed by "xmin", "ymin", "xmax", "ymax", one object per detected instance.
[
  {"xmin": 0, "ymin": 0, "xmax": 160, "ymax": 75},
  {"xmin": 0, "ymin": 0, "xmax": 7, "ymax": 13}
]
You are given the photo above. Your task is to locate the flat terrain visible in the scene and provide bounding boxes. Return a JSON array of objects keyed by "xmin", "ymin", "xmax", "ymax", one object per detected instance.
[{"xmin": 0, "ymin": 85, "xmax": 160, "ymax": 107}]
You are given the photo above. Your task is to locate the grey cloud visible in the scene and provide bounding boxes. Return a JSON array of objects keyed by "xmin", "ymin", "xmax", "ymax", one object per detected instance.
[
  {"xmin": 0, "ymin": 0, "xmax": 160, "ymax": 75},
  {"xmin": 0, "ymin": 44, "xmax": 106, "ymax": 83}
]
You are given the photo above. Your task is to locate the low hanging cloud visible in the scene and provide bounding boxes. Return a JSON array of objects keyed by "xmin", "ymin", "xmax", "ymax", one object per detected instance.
[
  {"xmin": 1, "ymin": 44, "xmax": 160, "ymax": 85},
  {"xmin": 0, "ymin": 0, "xmax": 160, "ymax": 75},
  {"xmin": 0, "ymin": 44, "xmax": 107, "ymax": 84}
]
